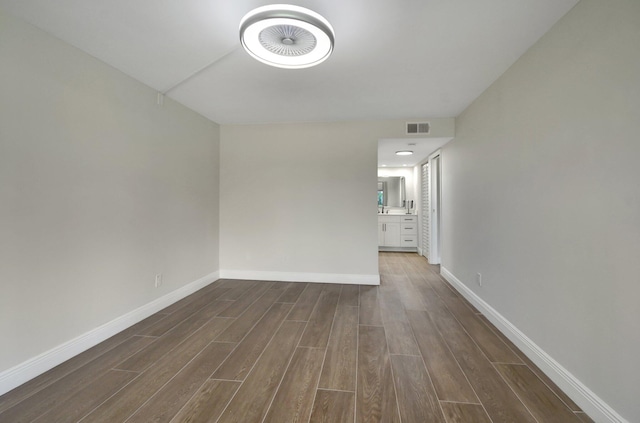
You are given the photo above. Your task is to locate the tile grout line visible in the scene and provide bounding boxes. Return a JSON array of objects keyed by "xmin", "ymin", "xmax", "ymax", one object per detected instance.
[
  {"xmin": 354, "ymin": 285, "xmax": 365, "ymax": 423},
  {"xmin": 490, "ymin": 361, "xmax": 541, "ymax": 423},
  {"xmin": 399, "ymin": 255, "xmax": 448, "ymax": 422},
  {"xmin": 205, "ymin": 301, "xmax": 300, "ymax": 423},
  {"xmin": 78, "ymin": 312, "xmax": 236, "ymax": 423},
  {"xmin": 120, "ymin": 323, "xmax": 237, "ymax": 423},
  {"xmin": 378, "ymin": 284, "xmax": 404, "ymax": 423},
  {"xmin": 258, "ymin": 285, "xmax": 324, "ymax": 423},
  {"xmin": 412, "ymin": 255, "xmax": 495, "ymax": 423},
  {"xmin": 305, "ymin": 285, "xmax": 343, "ymax": 423}
]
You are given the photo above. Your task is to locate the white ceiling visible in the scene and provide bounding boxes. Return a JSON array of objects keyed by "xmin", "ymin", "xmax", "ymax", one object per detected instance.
[
  {"xmin": 379, "ymin": 137, "xmax": 451, "ymax": 168},
  {"xmin": 0, "ymin": 0, "xmax": 578, "ymax": 125}
]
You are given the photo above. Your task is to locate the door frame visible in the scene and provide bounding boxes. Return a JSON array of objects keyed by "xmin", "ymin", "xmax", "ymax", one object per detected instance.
[{"xmin": 428, "ymin": 150, "xmax": 442, "ymax": 264}]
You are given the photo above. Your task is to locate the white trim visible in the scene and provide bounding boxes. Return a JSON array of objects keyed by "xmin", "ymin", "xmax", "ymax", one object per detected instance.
[
  {"xmin": 440, "ymin": 267, "xmax": 628, "ymax": 423},
  {"xmin": 428, "ymin": 150, "xmax": 442, "ymax": 264},
  {"xmin": 220, "ymin": 269, "xmax": 380, "ymax": 285},
  {"xmin": 0, "ymin": 270, "xmax": 220, "ymax": 397}
]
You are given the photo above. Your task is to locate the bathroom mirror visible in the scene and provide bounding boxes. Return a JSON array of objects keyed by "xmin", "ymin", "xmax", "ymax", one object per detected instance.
[{"xmin": 378, "ymin": 176, "xmax": 405, "ymax": 207}]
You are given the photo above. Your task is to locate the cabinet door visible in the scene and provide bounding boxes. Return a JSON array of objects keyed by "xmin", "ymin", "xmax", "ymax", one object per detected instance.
[
  {"xmin": 384, "ymin": 222, "xmax": 401, "ymax": 247},
  {"xmin": 378, "ymin": 223, "xmax": 386, "ymax": 245}
]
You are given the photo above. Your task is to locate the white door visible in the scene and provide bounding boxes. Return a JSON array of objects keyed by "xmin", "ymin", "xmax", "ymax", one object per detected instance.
[
  {"xmin": 421, "ymin": 162, "xmax": 429, "ymax": 259},
  {"xmin": 384, "ymin": 222, "xmax": 401, "ymax": 247}
]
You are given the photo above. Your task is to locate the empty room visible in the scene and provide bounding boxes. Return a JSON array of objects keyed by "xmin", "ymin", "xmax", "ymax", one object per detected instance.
[{"xmin": 0, "ymin": 0, "xmax": 638, "ymax": 422}]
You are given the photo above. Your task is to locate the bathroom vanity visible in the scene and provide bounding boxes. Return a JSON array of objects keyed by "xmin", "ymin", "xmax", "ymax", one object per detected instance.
[{"xmin": 378, "ymin": 214, "xmax": 417, "ymax": 251}]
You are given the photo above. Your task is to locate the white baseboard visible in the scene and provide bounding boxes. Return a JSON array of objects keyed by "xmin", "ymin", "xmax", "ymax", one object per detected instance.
[
  {"xmin": 0, "ymin": 270, "xmax": 220, "ymax": 397},
  {"xmin": 440, "ymin": 267, "xmax": 627, "ymax": 423},
  {"xmin": 219, "ymin": 269, "xmax": 380, "ymax": 286}
]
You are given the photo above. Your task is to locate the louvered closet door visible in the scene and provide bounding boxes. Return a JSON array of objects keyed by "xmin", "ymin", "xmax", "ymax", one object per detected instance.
[{"xmin": 421, "ymin": 163, "xmax": 429, "ymax": 259}]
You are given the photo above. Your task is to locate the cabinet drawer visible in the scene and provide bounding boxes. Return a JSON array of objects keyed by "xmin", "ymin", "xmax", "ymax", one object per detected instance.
[
  {"xmin": 378, "ymin": 215, "xmax": 400, "ymax": 223},
  {"xmin": 401, "ymin": 237, "xmax": 417, "ymax": 247},
  {"xmin": 400, "ymin": 215, "xmax": 417, "ymax": 223},
  {"xmin": 401, "ymin": 223, "xmax": 417, "ymax": 234}
]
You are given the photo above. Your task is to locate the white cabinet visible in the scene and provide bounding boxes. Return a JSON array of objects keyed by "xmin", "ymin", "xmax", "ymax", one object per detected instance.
[
  {"xmin": 379, "ymin": 215, "xmax": 417, "ymax": 249},
  {"xmin": 378, "ymin": 219, "xmax": 401, "ymax": 246},
  {"xmin": 400, "ymin": 217, "xmax": 418, "ymax": 248}
]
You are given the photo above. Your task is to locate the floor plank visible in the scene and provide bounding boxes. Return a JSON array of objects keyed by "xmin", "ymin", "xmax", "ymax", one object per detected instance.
[
  {"xmin": 141, "ymin": 286, "xmax": 232, "ymax": 336},
  {"xmin": 407, "ymin": 310, "xmax": 478, "ymax": 403},
  {"xmin": 126, "ymin": 342, "xmax": 235, "ymax": 423},
  {"xmin": 215, "ymin": 289, "xmax": 283, "ymax": 343},
  {"xmin": 262, "ymin": 347, "xmax": 325, "ymax": 423},
  {"xmin": 0, "ymin": 314, "xmax": 163, "ymax": 414},
  {"xmin": 218, "ymin": 280, "xmax": 258, "ymax": 301},
  {"xmin": 0, "ymin": 253, "xmax": 587, "ymax": 423},
  {"xmin": 477, "ymin": 314, "xmax": 583, "ymax": 412},
  {"xmin": 318, "ymin": 305, "xmax": 358, "ymax": 391},
  {"xmin": 386, "ymin": 273, "xmax": 426, "ymax": 311},
  {"xmin": 216, "ymin": 320, "xmax": 306, "ymax": 423},
  {"xmin": 170, "ymin": 379, "xmax": 240, "ymax": 423},
  {"xmin": 440, "ymin": 402, "xmax": 492, "ymax": 423},
  {"xmin": 494, "ymin": 363, "xmax": 584, "ymax": 423},
  {"xmin": 82, "ymin": 317, "xmax": 233, "ymax": 423},
  {"xmin": 32, "ymin": 370, "xmax": 137, "ymax": 423},
  {"xmin": 278, "ymin": 282, "xmax": 308, "ymax": 303},
  {"xmin": 0, "ymin": 335, "xmax": 154, "ymax": 423},
  {"xmin": 436, "ymin": 291, "xmax": 522, "ymax": 364},
  {"xmin": 339, "ymin": 285, "xmax": 360, "ymax": 307},
  {"xmin": 217, "ymin": 282, "xmax": 273, "ymax": 318},
  {"xmin": 359, "ymin": 285, "xmax": 383, "ymax": 326},
  {"xmin": 428, "ymin": 303, "xmax": 537, "ymax": 423},
  {"xmin": 157, "ymin": 281, "xmax": 226, "ymax": 315},
  {"xmin": 378, "ymin": 288, "xmax": 420, "ymax": 356},
  {"xmin": 212, "ymin": 302, "xmax": 292, "ymax": 381},
  {"xmin": 390, "ymin": 354, "xmax": 446, "ymax": 423},
  {"xmin": 115, "ymin": 300, "xmax": 232, "ymax": 372},
  {"xmin": 287, "ymin": 283, "xmax": 324, "ymax": 321},
  {"xmin": 356, "ymin": 325, "xmax": 400, "ymax": 423},
  {"xmin": 299, "ymin": 285, "xmax": 341, "ymax": 348},
  {"xmin": 309, "ymin": 390, "xmax": 355, "ymax": 423}
]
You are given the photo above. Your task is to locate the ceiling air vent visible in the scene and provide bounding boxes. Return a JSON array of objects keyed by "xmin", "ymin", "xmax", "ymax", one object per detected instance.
[{"xmin": 406, "ymin": 122, "xmax": 430, "ymax": 135}]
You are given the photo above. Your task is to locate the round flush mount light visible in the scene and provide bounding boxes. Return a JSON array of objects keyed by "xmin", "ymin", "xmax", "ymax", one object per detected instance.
[
  {"xmin": 239, "ymin": 4, "xmax": 335, "ymax": 69},
  {"xmin": 395, "ymin": 151, "xmax": 414, "ymax": 156}
]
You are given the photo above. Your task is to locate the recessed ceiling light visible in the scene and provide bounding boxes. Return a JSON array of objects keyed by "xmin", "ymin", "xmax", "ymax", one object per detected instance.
[
  {"xmin": 395, "ymin": 150, "xmax": 413, "ymax": 156},
  {"xmin": 239, "ymin": 4, "xmax": 335, "ymax": 69},
  {"xmin": 381, "ymin": 164, "xmax": 387, "ymax": 167}
]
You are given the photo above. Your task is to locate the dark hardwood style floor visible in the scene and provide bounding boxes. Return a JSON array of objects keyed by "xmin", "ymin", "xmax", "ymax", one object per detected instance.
[{"xmin": 0, "ymin": 253, "xmax": 594, "ymax": 423}]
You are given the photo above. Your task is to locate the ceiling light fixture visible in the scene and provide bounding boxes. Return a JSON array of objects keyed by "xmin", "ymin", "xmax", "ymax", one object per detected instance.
[
  {"xmin": 239, "ymin": 4, "xmax": 335, "ymax": 69},
  {"xmin": 395, "ymin": 150, "xmax": 414, "ymax": 156}
]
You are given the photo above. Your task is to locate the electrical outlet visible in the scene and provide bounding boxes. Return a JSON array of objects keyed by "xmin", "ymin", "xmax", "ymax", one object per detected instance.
[
  {"xmin": 476, "ymin": 272, "xmax": 482, "ymax": 287},
  {"xmin": 155, "ymin": 274, "xmax": 163, "ymax": 288}
]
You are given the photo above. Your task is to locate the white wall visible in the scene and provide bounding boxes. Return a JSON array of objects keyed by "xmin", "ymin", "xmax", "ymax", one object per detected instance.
[
  {"xmin": 442, "ymin": 1, "xmax": 640, "ymax": 421},
  {"xmin": 220, "ymin": 119, "xmax": 453, "ymax": 284},
  {"xmin": 0, "ymin": 11, "xmax": 220, "ymax": 379}
]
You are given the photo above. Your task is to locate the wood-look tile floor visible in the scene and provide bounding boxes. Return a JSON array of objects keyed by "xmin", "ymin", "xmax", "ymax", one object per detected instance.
[{"xmin": 0, "ymin": 253, "xmax": 595, "ymax": 423}]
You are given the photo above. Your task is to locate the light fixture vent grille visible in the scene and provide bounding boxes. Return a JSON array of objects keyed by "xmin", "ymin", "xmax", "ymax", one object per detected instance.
[
  {"xmin": 406, "ymin": 122, "xmax": 430, "ymax": 134},
  {"xmin": 259, "ymin": 25, "xmax": 317, "ymax": 57}
]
